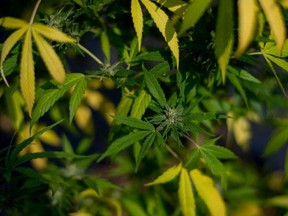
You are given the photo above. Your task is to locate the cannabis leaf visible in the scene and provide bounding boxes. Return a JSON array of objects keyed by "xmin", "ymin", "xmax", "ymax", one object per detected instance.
[
  {"xmin": 131, "ymin": 0, "xmax": 179, "ymax": 68},
  {"xmin": 190, "ymin": 169, "xmax": 226, "ymax": 216},
  {"xmin": 0, "ymin": 17, "xmax": 76, "ymax": 116}
]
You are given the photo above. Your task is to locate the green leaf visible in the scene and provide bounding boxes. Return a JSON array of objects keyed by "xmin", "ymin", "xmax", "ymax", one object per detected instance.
[
  {"xmin": 131, "ymin": 0, "xmax": 143, "ymax": 51},
  {"xmin": 69, "ymin": 76, "xmax": 87, "ymax": 123},
  {"xmin": 263, "ymin": 40, "xmax": 288, "ymax": 57},
  {"xmin": 32, "ymin": 73, "xmax": 85, "ymax": 124},
  {"xmin": 190, "ymin": 169, "xmax": 226, "ymax": 216},
  {"xmin": 84, "ymin": 177, "xmax": 120, "ymax": 195},
  {"xmin": 227, "ymin": 72, "xmax": 248, "ymax": 107},
  {"xmin": 145, "ymin": 163, "xmax": 182, "ymax": 186},
  {"xmin": 263, "ymin": 54, "xmax": 286, "ymax": 96},
  {"xmin": 180, "ymin": 0, "xmax": 211, "ymax": 35},
  {"xmin": 185, "ymin": 148, "xmax": 201, "ymax": 170},
  {"xmin": 144, "ymin": 70, "xmax": 166, "ymax": 107},
  {"xmin": 8, "ymin": 120, "xmax": 63, "ymax": 166},
  {"xmin": 98, "ymin": 130, "xmax": 151, "ymax": 162},
  {"xmin": 131, "ymin": 90, "xmax": 151, "ymax": 119},
  {"xmin": 201, "ymin": 143, "xmax": 237, "ymax": 159},
  {"xmin": 134, "ymin": 51, "xmax": 164, "ymax": 62},
  {"xmin": 100, "ymin": 30, "xmax": 111, "ymax": 62},
  {"xmin": 178, "ymin": 168, "xmax": 195, "ymax": 216},
  {"xmin": 149, "ymin": 61, "xmax": 170, "ymax": 78},
  {"xmin": 227, "ymin": 66, "xmax": 261, "ymax": 83},
  {"xmin": 215, "ymin": 0, "xmax": 234, "ymax": 82},
  {"xmin": 141, "ymin": 0, "xmax": 179, "ymax": 68},
  {"xmin": 114, "ymin": 116, "xmax": 154, "ymax": 130},
  {"xmin": 285, "ymin": 148, "xmax": 288, "ymax": 179},
  {"xmin": 266, "ymin": 196, "xmax": 288, "ymax": 209},
  {"xmin": 266, "ymin": 54, "xmax": 288, "ymax": 72},
  {"xmin": 122, "ymin": 198, "xmax": 147, "ymax": 216},
  {"xmin": 263, "ymin": 127, "xmax": 288, "ymax": 156},
  {"xmin": 135, "ymin": 132, "xmax": 156, "ymax": 171}
]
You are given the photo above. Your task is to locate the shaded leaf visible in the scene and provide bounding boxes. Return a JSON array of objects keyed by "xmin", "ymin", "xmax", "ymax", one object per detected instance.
[
  {"xmin": 215, "ymin": 0, "xmax": 234, "ymax": 82},
  {"xmin": 141, "ymin": 0, "xmax": 179, "ymax": 68},
  {"xmin": 201, "ymin": 144, "xmax": 237, "ymax": 159},
  {"xmin": 122, "ymin": 198, "xmax": 147, "ymax": 216},
  {"xmin": 266, "ymin": 54, "xmax": 288, "ymax": 72},
  {"xmin": 190, "ymin": 169, "xmax": 226, "ymax": 216},
  {"xmin": 32, "ymin": 23, "xmax": 76, "ymax": 43},
  {"xmin": 263, "ymin": 39, "xmax": 288, "ymax": 57},
  {"xmin": 131, "ymin": 90, "xmax": 151, "ymax": 119},
  {"xmin": 20, "ymin": 29, "xmax": 35, "ymax": 116},
  {"xmin": 100, "ymin": 30, "xmax": 110, "ymax": 62},
  {"xmin": 266, "ymin": 196, "xmax": 288, "ymax": 209},
  {"xmin": 258, "ymin": 0, "xmax": 286, "ymax": 50},
  {"xmin": 227, "ymin": 72, "xmax": 248, "ymax": 107},
  {"xmin": 0, "ymin": 17, "xmax": 28, "ymax": 29},
  {"xmin": 263, "ymin": 127, "xmax": 288, "ymax": 156},
  {"xmin": 131, "ymin": 0, "xmax": 143, "ymax": 51},
  {"xmin": 144, "ymin": 71, "xmax": 166, "ymax": 107},
  {"xmin": 32, "ymin": 29, "xmax": 65, "ymax": 83},
  {"xmin": 178, "ymin": 168, "xmax": 195, "ymax": 216},
  {"xmin": 149, "ymin": 61, "xmax": 170, "ymax": 78},
  {"xmin": 235, "ymin": 0, "xmax": 258, "ymax": 56},
  {"xmin": 69, "ymin": 76, "xmax": 87, "ymax": 122},
  {"xmin": 180, "ymin": 0, "xmax": 211, "ymax": 35},
  {"xmin": 97, "ymin": 130, "xmax": 151, "ymax": 162},
  {"xmin": 145, "ymin": 163, "xmax": 182, "ymax": 186},
  {"xmin": 227, "ymin": 66, "xmax": 261, "ymax": 83},
  {"xmin": 114, "ymin": 116, "xmax": 154, "ymax": 130},
  {"xmin": 157, "ymin": 0, "xmax": 187, "ymax": 15}
]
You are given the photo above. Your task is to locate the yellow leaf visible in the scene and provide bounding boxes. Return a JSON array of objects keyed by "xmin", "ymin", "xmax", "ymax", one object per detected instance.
[
  {"xmin": 75, "ymin": 105, "xmax": 92, "ymax": 130},
  {"xmin": 32, "ymin": 23, "xmax": 76, "ymax": 43},
  {"xmin": 29, "ymin": 140, "xmax": 47, "ymax": 170},
  {"xmin": 38, "ymin": 126, "xmax": 62, "ymax": 146},
  {"xmin": 131, "ymin": 0, "xmax": 143, "ymax": 51},
  {"xmin": 190, "ymin": 169, "xmax": 226, "ymax": 216},
  {"xmin": 233, "ymin": 116, "xmax": 251, "ymax": 150},
  {"xmin": 145, "ymin": 163, "xmax": 182, "ymax": 186},
  {"xmin": 231, "ymin": 202, "xmax": 263, "ymax": 216},
  {"xmin": 258, "ymin": 0, "xmax": 286, "ymax": 50},
  {"xmin": 156, "ymin": 0, "xmax": 188, "ymax": 16},
  {"xmin": 178, "ymin": 168, "xmax": 195, "ymax": 216},
  {"xmin": 32, "ymin": 29, "xmax": 65, "ymax": 83},
  {"xmin": 20, "ymin": 29, "xmax": 35, "ymax": 116},
  {"xmin": 141, "ymin": 0, "xmax": 179, "ymax": 68},
  {"xmin": 0, "ymin": 17, "xmax": 28, "ymax": 29},
  {"xmin": 1, "ymin": 26, "xmax": 28, "ymax": 86},
  {"xmin": 235, "ymin": 0, "xmax": 258, "ymax": 56}
]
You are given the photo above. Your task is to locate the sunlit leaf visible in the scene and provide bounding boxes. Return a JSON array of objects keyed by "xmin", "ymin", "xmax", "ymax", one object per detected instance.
[
  {"xmin": 266, "ymin": 54, "xmax": 288, "ymax": 72},
  {"xmin": 145, "ymin": 163, "xmax": 182, "ymax": 186},
  {"xmin": 156, "ymin": 0, "xmax": 188, "ymax": 15},
  {"xmin": 69, "ymin": 76, "xmax": 87, "ymax": 123},
  {"xmin": 190, "ymin": 169, "xmax": 226, "ymax": 216},
  {"xmin": 20, "ymin": 29, "xmax": 35, "ymax": 116},
  {"xmin": 263, "ymin": 40, "xmax": 288, "ymax": 57},
  {"xmin": 131, "ymin": 90, "xmax": 151, "ymax": 119},
  {"xmin": 180, "ymin": 0, "xmax": 211, "ymax": 35},
  {"xmin": 178, "ymin": 168, "xmax": 195, "ymax": 216},
  {"xmin": 97, "ymin": 130, "xmax": 151, "ymax": 162},
  {"xmin": 116, "ymin": 93, "xmax": 133, "ymax": 116},
  {"xmin": 141, "ymin": 0, "xmax": 179, "ymax": 68},
  {"xmin": 258, "ymin": 0, "xmax": 286, "ymax": 50},
  {"xmin": 32, "ymin": 29, "xmax": 65, "ymax": 83},
  {"xmin": 266, "ymin": 195, "xmax": 288, "ymax": 209},
  {"xmin": 215, "ymin": 0, "xmax": 234, "ymax": 82},
  {"xmin": 131, "ymin": 0, "xmax": 143, "ymax": 51},
  {"xmin": 0, "ymin": 17, "xmax": 28, "ymax": 29},
  {"xmin": 235, "ymin": 0, "xmax": 258, "ymax": 56},
  {"xmin": 1, "ymin": 27, "xmax": 28, "ymax": 86},
  {"xmin": 32, "ymin": 23, "xmax": 76, "ymax": 43}
]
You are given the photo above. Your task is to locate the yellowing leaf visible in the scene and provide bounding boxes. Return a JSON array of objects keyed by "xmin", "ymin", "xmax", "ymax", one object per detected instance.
[
  {"xmin": 20, "ymin": 29, "xmax": 35, "ymax": 116},
  {"xmin": 230, "ymin": 202, "xmax": 263, "ymax": 216},
  {"xmin": 156, "ymin": 0, "xmax": 188, "ymax": 15},
  {"xmin": 236, "ymin": 0, "xmax": 258, "ymax": 56},
  {"xmin": 190, "ymin": 169, "xmax": 226, "ymax": 216},
  {"xmin": 1, "ymin": 26, "xmax": 28, "ymax": 86},
  {"xmin": 0, "ymin": 17, "xmax": 28, "ymax": 29},
  {"xmin": 258, "ymin": 0, "xmax": 286, "ymax": 50},
  {"xmin": 29, "ymin": 140, "xmax": 48, "ymax": 170},
  {"xmin": 145, "ymin": 163, "xmax": 182, "ymax": 186},
  {"xmin": 178, "ymin": 168, "xmax": 195, "ymax": 216},
  {"xmin": 32, "ymin": 23, "xmax": 76, "ymax": 43},
  {"xmin": 215, "ymin": 0, "xmax": 234, "ymax": 82},
  {"xmin": 32, "ymin": 29, "xmax": 65, "ymax": 83},
  {"xmin": 131, "ymin": 0, "xmax": 143, "ymax": 51},
  {"xmin": 38, "ymin": 127, "xmax": 61, "ymax": 146},
  {"xmin": 141, "ymin": 0, "xmax": 179, "ymax": 68}
]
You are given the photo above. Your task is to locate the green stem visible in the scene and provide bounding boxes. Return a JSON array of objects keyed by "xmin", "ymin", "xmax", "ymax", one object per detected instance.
[
  {"xmin": 29, "ymin": 0, "xmax": 42, "ymax": 25},
  {"xmin": 166, "ymin": 145, "xmax": 182, "ymax": 162},
  {"xmin": 78, "ymin": 43, "xmax": 104, "ymax": 66},
  {"xmin": 183, "ymin": 134, "xmax": 200, "ymax": 148}
]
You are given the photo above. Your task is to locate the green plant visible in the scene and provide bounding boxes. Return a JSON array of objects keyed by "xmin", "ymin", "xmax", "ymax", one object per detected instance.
[{"xmin": 1, "ymin": 0, "xmax": 288, "ymax": 215}]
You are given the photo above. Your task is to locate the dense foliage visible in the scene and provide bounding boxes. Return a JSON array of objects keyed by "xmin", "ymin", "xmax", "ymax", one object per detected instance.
[{"xmin": 1, "ymin": 0, "xmax": 288, "ymax": 215}]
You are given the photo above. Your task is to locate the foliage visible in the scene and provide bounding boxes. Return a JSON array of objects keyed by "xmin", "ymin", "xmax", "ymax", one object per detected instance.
[{"xmin": 1, "ymin": 0, "xmax": 288, "ymax": 215}]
